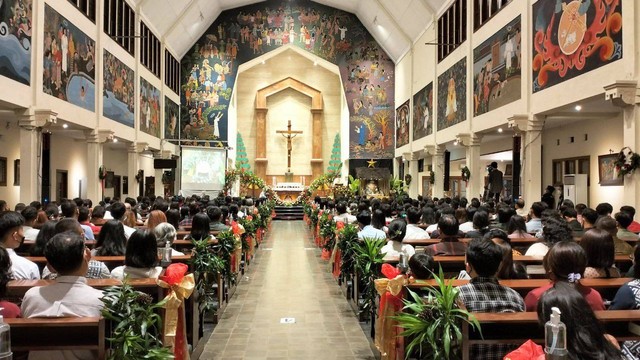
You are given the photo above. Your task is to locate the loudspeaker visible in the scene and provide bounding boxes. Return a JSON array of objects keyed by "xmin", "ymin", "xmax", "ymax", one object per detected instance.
[
  {"xmin": 512, "ymin": 136, "xmax": 521, "ymax": 200},
  {"xmin": 154, "ymin": 159, "xmax": 177, "ymax": 169},
  {"xmin": 444, "ymin": 150, "xmax": 450, "ymax": 192}
]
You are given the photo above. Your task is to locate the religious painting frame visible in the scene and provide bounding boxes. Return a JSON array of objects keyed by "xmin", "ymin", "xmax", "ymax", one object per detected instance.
[
  {"xmin": 13, "ymin": 160, "xmax": 19, "ymax": 186},
  {"xmin": 505, "ymin": 164, "xmax": 513, "ymax": 176},
  {"xmin": 0, "ymin": 157, "xmax": 6, "ymax": 186},
  {"xmin": 122, "ymin": 176, "xmax": 129, "ymax": 195},
  {"xmin": 105, "ymin": 171, "xmax": 115, "ymax": 188},
  {"xmin": 598, "ymin": 154, "xmax": 623, "ymax": 186}
]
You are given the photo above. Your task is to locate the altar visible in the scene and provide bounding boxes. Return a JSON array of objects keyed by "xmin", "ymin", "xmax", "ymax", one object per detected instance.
[{"xmin": 273, "ymin": 182, "xmax": 305, "ymax": 201}]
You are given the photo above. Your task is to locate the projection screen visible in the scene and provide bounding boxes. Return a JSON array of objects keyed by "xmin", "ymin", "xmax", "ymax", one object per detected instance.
[{"xmin": 180, "ymin": 146, "xmax": 226, "ymax": 196}]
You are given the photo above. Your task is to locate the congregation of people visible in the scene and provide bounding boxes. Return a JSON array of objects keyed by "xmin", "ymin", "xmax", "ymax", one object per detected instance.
[
  {"xmin": 322, "ymin": 193, "xmax": 640, "ymax": 359},
  {"xmin": 0, "ymin": 194, "xmax": 258, "ymax": 358}
]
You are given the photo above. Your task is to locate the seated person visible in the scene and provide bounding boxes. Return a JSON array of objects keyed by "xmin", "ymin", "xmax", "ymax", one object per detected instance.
[
  {"xmin": 506, "ymin": 215, "xmax": 534, "ymax": 239},
  {"xmin": 356, "ymin": 210, "xmax": 386, "ymax": 241},
  {"xmin": 21, "ymin": 206, "xmax": 40, "ymax": 241},
  {"xmin": 408, "ymin": 253, "xmax": 434, "ymax": 280},
  {"xmin": 525, "ymin": 217, "xmax": 573, "ymax": 257},
  {"xmin": 597, "ymin": 215, "xmax": 634, "ymax": 255},
  {"xmin": 581, "ymin": 228, "xmax": 621, "ymax": 279},
  {"xmin": 458, "ymin": 238, "xmax": 525, "ymax": 360},
  {"xmin": 621, "ymin": 205, "xmax": 640, "ymax": 233},
  {"xmin": 491, "ymin": 206, "xmax": 514, "ymax": 231},
  {"xmin": 92, "ymin": 220, "xmax": 127, "ymax": 256},
  {"xmin": 333, "ymin": 202, "xmax": 356, "ymax": 225},
  {"xmin": 403, "ymin": 207, "xmax": 430, "ymax": 240},
  {"xmin": 525, "ymin": 201, "xmax": 545, "ymax": 233},
  {"xmin": 145, "ymin": 210, "xmax": 167, "ymax": 231},
  {"xmin": 563, "ymin": 207, "xmax": 584, "ymax": 237},
  {"xmin": 524, "ymin": 241, "xmax": 604, "ymax": 311},
  {"xmin": 610, "ymin": 245, "xmax": 640, "ymax": 310},
  {"xmin": 0, "ymin": 247, "xmax": 20, "ymax": 318},
  {"xmin": 0, "ymin": 211, "xmax": 39, "ymax": 279},
  {"xmin": 464, "ymin": 211, "xmax": 491, "ymax": 238},
  {"xmin": 615, "ymin": 211, "xmax": 640, "ymax": 241},
  {"xmin": 207, "ymin": 206, "xmax": 230, "ymax": 232},
  {"xmin": 486, "ymin": 229, "xmax": 527, "ymax": 280},
  {"xmin": 380, "ymin": 219, "xmax": 415, "ymax": 258},
  {"xmin": 154, "ymin": 222, "xmax": 185, "ymax": 256},
  {"xmin": 111, "ymin": 230, "xmax": 163, "ymax": 280},
  {"xmin": 21, "ymin": 232, "xmax": 105, "ymax": 359},
  {"xmin": 423, "ymin": 214, "xmax": 467, "ymax": 256},
  {"xmin": 537, "ymin": 282, "xmax": 622, "ymax": 358},
  {"xmin": 184, "ymin": 213, "xmax": 216, "ymax": 241},
  {"xmin": 89, "ymin": 205, "xmax": 107, "ymax": 227},
  {"xmin": 456, "ymin": 207, "xmax": 474, "ymax": 234}
]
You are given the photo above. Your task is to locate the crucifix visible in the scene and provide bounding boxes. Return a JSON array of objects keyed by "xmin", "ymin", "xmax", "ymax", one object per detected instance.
[{"xmin": 276, "ymin": 120, "xmax": 303, "ymax": 173}]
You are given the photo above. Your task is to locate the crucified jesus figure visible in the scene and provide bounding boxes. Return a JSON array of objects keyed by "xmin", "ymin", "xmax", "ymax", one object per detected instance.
[{"xmin": 276, "ymin": 120, "xmax": 303, "ymax": 173}]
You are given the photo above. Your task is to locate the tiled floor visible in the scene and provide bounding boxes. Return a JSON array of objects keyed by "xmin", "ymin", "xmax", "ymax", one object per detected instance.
[{"xmin": 201, "ymin": 220, "xmax": 376, "ymax": 359}]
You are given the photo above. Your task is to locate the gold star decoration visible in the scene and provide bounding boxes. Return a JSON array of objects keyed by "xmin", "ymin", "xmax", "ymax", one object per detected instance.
[{"xmin": 367, "ymin": 159, "xmax": 377, "ymax": 168}]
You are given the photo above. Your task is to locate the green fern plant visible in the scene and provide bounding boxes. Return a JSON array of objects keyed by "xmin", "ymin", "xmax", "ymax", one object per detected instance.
[
  {"xmin": 337, "ymin": 224, "xmax": 359, "ymax": 277},
  {"xmin": 393, "ymin": 268, "xmax": 481, "ymax": 360},
  {"xmin": 190, "ymin": 237, "xmax": 225, "ymax": 314},
  {"xmin": 353, "ymin": 237, "xmax": 386, "ymax": 318}
]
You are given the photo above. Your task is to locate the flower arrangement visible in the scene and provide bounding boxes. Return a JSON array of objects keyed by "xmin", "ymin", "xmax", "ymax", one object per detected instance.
[
  {"xmin": 615, "ymin": 147, "xmax": 640, "ymax": 177},
  {"xmin": 429, "ymin": 170, "xmax": 435, "ymax": 184},
  {"xmin": 98, "ymin": 165, "xmax": 107, "ymax": 180},
  {"xmin": 135, "ymin": 170, "xmax": 144, "ymax": 183},
  {"xmin": 461, "ymin": 166, "xmax": 471, "ymax": 182}
]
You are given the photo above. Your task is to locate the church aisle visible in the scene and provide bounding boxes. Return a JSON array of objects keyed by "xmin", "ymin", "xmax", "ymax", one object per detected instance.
[{"xmin": 201, "ymin": 220, "xmax": 376, "ymax": 359}]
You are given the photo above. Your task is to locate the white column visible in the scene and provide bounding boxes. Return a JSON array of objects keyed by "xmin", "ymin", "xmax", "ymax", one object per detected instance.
[
  {"xmin": 16, "ymin": 109, "xmax": 57, "ymax": 203},
  {"xmin": 429, "ymin": 144, "xmax": 446, "ymax": 198},
  {"xmin": 408, "ymin": 153, "xmax": 420, "ymax": 198},
  {"xmin": 465, "ymin": 133, "xmax": 483, "ymax": 200},
  {"xmin": 522, "ymin": 117, "xmax": 544, "ymax": 203},
  {"xmin": 86, "ymin": 132, "xmax": 103, "ymax": 203},
  {"xmin": 128, "ymin": 143, "xmax": 140, "ymax": 197}
]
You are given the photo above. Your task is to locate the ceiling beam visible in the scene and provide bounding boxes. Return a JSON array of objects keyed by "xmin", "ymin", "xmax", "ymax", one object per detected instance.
[
  {"xmin": 419, "ymin": 0, "xmax": 436, "ymax": 14},
  {"xmin": 162, "ymin": 0, "xmax": 198, "ymax": 40},
  {"xmin": 372, "ymin": 0, "xmax": 413, "ymax": 44}
]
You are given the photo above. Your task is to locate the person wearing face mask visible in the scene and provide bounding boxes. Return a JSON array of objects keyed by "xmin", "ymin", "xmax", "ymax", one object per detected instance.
[{"xmin": 0, "ymin": 211, "xmax": 40, "ymax": 279}]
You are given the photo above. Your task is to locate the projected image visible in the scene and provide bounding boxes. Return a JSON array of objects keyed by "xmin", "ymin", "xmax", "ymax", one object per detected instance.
[{"xmin": 181, "ymin": 147, "xmax": 226, "ymax": 191}]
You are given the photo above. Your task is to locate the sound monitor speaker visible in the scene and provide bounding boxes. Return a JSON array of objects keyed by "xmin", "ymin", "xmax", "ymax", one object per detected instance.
[
  {"xmin": 154, "ymin": 159, "xmax": 177, "ymax": 169},
  {"xmin": 444, "ymin": 150, "xmax": 450, "ymax": 192}
]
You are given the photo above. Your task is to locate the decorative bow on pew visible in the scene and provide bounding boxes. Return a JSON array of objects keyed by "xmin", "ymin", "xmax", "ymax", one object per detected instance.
[
  {"xmin": 157, "ymin": 263, "xmax": 195, "ymax": 360},
  {"xmin": 374, "ymin": 264, "xmax": 407, "ymax": 360}
]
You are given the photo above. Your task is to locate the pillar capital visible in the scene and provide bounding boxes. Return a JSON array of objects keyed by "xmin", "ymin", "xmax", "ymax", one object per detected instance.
[
  {"xmin": 16, "ymin": 108, "xmax": 57, "ymax": 130},
  {"xmin": 456, "ymin": 133, "xmax": 482, "ymax": 147},
  {"xmin": 85, "ymin": 129, "xmax": 115, "ymax": 144},
  {"xmin": 507, "ymin": 114, "xmax": 530, "ymax": 133},
  {"xmin": 604, "ymin": 80, "xmax": 640, "ymax": 107},
  {"xmin": 129, "ymin": 142, "xmax": 149, "ymax": 153}
]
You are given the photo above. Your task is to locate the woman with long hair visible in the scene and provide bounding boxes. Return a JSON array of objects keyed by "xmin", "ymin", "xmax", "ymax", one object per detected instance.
[
  {"xmin": 380, "ymin": 219, "xmax": 415, "ymax": 258},
  {"xmin": 145, "ymin": 210, "xmax": 167, "ymax": 231},
  {"xmin": 165, "ymin": 208, "xmax": 181, "ymax": 229},
  {"xmin": 507, "ymin": 215, "xmax": 534, "ymax": 239},
  {"xmin": 485, "ymin": 228, "xmax": 527, "ymax": 280},
  {"xmin": 581, "ymin": 228, "xmax": 621, "ymax": 278},
  {"xmin": 93, "ymin": 220, "xmax": 126, "ymax": 256},
  {"xmin": 524, "ymin": 241, "xmax": 604, "ymax": 311},
  {"xmin": 111, "ymin": 230, "xmax": 162, "ymax": 280},
  {"xmin": 30, "ymin": 220, "xmax": 58, "ymax": 256},
  {"xmin": 537, "ymin": 282, "xmax": 622, "ymax": 359},
  {"xmin": 184, "ymin": 213, "xmax": 214, "ymax": 241}
]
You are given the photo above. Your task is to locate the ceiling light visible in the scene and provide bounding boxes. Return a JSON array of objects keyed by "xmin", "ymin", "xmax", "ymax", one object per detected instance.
[
  {"xmin": 575, "ymin": 105, "xmax": 582, "ymax": 111},
  {"xmin": 498, "ymin": 128, "xmax": 503, "ymax": 133},
  {"xmin": 113, "ymin": 138, "xmax": 118, "ymax": 143},
  {"xmin": 453, "ymin": 140, "xmax": 458, "ymax": 146},
  {"xmin": 261, "ymin": 60, "xmax": 265, "ymax": 65},
  {"xmin": 62, "ymin": 124, "xmax": 68, "ymax": 129}
]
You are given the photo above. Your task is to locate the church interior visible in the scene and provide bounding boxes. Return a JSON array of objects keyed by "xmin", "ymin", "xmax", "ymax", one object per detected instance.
[{"xmin": 0, "ymin": 0, "xmax": 639, "ymax": 359}]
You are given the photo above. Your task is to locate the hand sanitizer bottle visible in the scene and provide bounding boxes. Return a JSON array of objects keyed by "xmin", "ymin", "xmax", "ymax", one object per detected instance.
[
  {"xmin": 0, "ymin": 309, "xmax": 12, "ymax": 360},
  {"xmin": 545, "ymin": 307, "xmax": 568, "ymax": 359}
]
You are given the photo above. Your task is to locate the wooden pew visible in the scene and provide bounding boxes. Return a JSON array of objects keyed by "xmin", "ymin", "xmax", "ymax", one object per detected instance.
[
  {"xmin": 8, "ymin": 317, "xmax": 105, "ymax": 359},
  {"xmin": 384, "ymin": 254, "xmax": 632, "ymax": 266},
  {"xmin": 461, "ymin": 310, "xmax": 640, "ymax": 360},
  {"xmin": 176, "ymin": 230, "xmax": 221, "ymax": 238},
  {"xmin": 24, "ymin": 254, "xmax": 193, "ymax": 270},
  {"xmin": 404, "ymin": 237, "xmax": 638, "ymax": 247},
  {"xmin": 7, "ymin": 278, "xmax": 160, "ymax": 297}
]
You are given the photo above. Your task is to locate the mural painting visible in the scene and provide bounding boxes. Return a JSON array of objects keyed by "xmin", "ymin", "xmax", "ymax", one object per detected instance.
[
  {"xmin": 437, "ymin": 57, "xmax": 467, "ymax": 131},
  {"xmin": 395, "ymin": 100, "xmax": 410, "ymax": 148},
  {"xmin": 0, "ymin": 0, "xmax": 32, "ymax": 85},
  {"xmin": 413, "ymin": 82, "xmax": 433, "ymax": 141},
  {"xmin": 43, "ymin": 4, "xmax": 95, "ymax": 111},
  {"xmin": 165, "ymin": 97, "xmax": 179, "ymax": 140},
  {"xmin": 532, "ymin": 0, "xmax": 622, "ymax": 93},
  {"xmin": 103, "ymin": 50, "xmax": 134, "ymax": 127},
  {"xmin": 140, "ymin": 77, "xmax": 160, "ymax": 138},
  {"xmin": 473, "ymin": 16, "xmax": 521, "ymax": 116},
  {"xmin": 181, "ymin": 0, "xmax": 395, "ymax": 158}
]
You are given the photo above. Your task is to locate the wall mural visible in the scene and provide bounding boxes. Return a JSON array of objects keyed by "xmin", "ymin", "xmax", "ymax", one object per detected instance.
[
  {"xmin": 395, "ymin": 100, "xmax": 409, "ymax": 148},
  {"xmin": 43, "ymin": 4, "xmax": 95, "ymax": 111},
  {"xmin": 103, "ymin": 50, "xmax": 134, "ymax": 127},
  {"xmin": 180, "ymin": 0, "xmax": 395, "ymax": 158},
  {"xmin": 165, "ymin": 97, "xmax": 179, "ymax": 140},
  {"xmin": 0, "ymin": 0, "xmax": 31, "ymax": 85},
  {"xmin": 532, "ymin": 0, "xmax": 622, "ymax": 93},
  {"xmin": 437, "ymin": 57, "xmax": 467, "ymax": 131},
  {"xmin": 473, "ymin": 16, "xmax": 521, "ymax": 116},
  {"xmin": 139, "ymin": 77, "xmax": 160, "ymax": 138},
  {"xmin": 413, "ymin": 82, "xmax": 433, "ymax": 141}
]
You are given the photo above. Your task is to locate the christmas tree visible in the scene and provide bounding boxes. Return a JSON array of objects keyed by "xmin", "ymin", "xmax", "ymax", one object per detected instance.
[
  {"xmin": 236, "ymin": 133, "xmax": 251, "ymax": 172},
  {"xmin": 327, "ymin": 133, "xmax": 342, "ymax": 173}
]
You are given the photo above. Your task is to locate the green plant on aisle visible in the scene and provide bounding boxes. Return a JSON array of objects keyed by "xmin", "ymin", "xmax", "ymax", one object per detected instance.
[
  {"xmin": 215, "ymin": 230, "xmax": 238, "ymax": 284},
  {"xmin": 318, "ymin": 211, "xmax": 336, "ymax": 252},
  {"xmin": 353, "ymin": 237, "xmax": 386, "ymax": 319},
  {"xmin": 101, "ymin": 280, "xmax": 174, "ymax": 360},
  {"xmin": 190, "ymin": 237, "xmax": 225, "ymax": 314},
  {"xmin": 393, "ymin": 268, "xmax": 481, "ymax": 360},
  {"xmin": 337, "ymin": 224, "xmax": 359, "ymax": 278}
]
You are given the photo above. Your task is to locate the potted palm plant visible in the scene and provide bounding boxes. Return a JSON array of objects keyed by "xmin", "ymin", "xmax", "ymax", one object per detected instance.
[
  {"xmin": 353, "ymin": 237, "xmax": 386, "ymax": 320},
  {"xmin": 393, "ymin": 269, "xmax": 481, "ymax": 360}
]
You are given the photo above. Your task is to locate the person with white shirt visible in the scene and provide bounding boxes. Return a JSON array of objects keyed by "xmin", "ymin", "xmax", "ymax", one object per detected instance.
[
  {"xmin": 109, "ymin": 202, "xmax": 136, "ymax": 239},
  {"xmin": 515, "ymin": 198, "xmax": 528, "ymax": 218},
  {"xmin": 0, "ymin": 211, "xmax": 39, "ymax": 280},
  {"xmin": 21, "ymin": 231, "xmax": 104, "ymax": 360},
  {"xmin": 334, "ymin": 202, "xmax": 356, "ymax": 225},
  {"xmin": 60, "ymin": 201, "xmax": 95, "ymax": 241},
  {"xmin": 21, "ymin": 206, "xmax": 40, "ymax": 241},
  {"xmin": 111, "ymin": 230, "xmax": 163, "ymax": 280},
  {"xmin": 357, "ymin": 210, "xmax": 386, "ymax": 241},
  {"xmin": 403, "ymin": 207, "xmax": 430, "ymax": 240},
  {"xmin": 526, "ymin": 202, "xmax": 546, "ymax": 233},
  {"xmin": 381, "ymin": 219, "xmax": 415, "ymax": 258},
  {"xmin": 458, "ymin": 207, "xmax": 476, "ymax": 234}
]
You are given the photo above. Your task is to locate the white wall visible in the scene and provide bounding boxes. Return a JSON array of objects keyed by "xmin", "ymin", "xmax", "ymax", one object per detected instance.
[
  {"xmin": 542, "ymin": 116, "xmax": 625, "ymax": 210},
  {"xmin": 50, "ymin": 133, "xmax": 88, "ymax": 201},
  {"xmin": 0, "ymin": 119, "xmax": 22, "ymax": 207}
]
